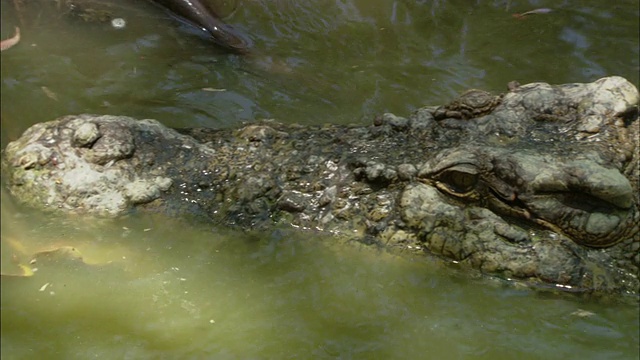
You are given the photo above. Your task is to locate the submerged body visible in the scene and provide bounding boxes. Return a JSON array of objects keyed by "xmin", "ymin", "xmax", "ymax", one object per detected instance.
[{"xmin": 149, "ymin": 0, "xmax": 251, "ymax": 53}]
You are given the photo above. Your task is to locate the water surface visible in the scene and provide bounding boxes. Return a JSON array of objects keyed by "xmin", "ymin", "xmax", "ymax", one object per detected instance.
[
  {"xmin": 1, "ymin": 0, "xmax": 638, "ymax": 131},
  {"xmin": 1, "ymin": 0, "xmax": 639, "ymax": 358},
  {"xmin": 2, "ymin": 204, "xmax": 639, "ymax": 358}
]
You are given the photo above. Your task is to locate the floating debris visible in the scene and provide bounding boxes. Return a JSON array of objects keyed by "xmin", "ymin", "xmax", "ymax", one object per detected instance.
[
  {"xmin": 1, "ymin": 27, "xmax": 21, "ymax": 52},
  {"xmin": 111, "ymin": 18, "xmax": 126, "ymax": 29},
  {"xmin": 41, "ymin": 86, "xmax": 59, "ymax": 101},
  {"xmin": 512, "ymin": 8, "xmax": 553, "ymax": 19},
  {"xmin": 39, "ymin": 282, "xmax": 50, "ymax": 292},
  {"xmin": 571, "ymin": 309, "xmax": 595, "ymax": 318}
]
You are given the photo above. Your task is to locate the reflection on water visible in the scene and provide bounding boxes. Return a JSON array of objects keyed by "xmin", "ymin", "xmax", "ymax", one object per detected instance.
[
  {"xmin": 1, "ymin": 0, "xmax": 638, "ymax": 132},
  {"xmin": 1, "ymin": 0, "xmax": 639, "ymax": 358}
]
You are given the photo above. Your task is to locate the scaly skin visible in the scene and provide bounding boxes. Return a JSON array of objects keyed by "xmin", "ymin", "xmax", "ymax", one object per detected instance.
[{"xmin": 3, "ymin": 77, "xmax": 639, "ymax": 294}]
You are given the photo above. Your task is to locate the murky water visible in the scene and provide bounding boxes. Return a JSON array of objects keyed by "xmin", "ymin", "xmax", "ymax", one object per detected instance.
[
  {"xmin": 2, "ymin": 201, "xmax": 639, "ymax": 359},
  {"xmin": 1, "ymin": 0, "xmax": 639, "ymax": 358}
]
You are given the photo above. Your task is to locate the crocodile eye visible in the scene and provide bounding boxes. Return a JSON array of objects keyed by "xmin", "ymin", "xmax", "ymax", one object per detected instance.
[{"xmin": 436, "ymin": 164, "xmax": 479, "ymax": 194}]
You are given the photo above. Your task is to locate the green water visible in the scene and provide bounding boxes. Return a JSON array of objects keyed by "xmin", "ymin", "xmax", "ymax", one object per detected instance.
[
  {"xmin": 2, "ymin": 208, "xmax": 639, "ymax": 359},
  {"xmin": 1, "ymin": 0, "xmax": 639, "ymax": 358}
]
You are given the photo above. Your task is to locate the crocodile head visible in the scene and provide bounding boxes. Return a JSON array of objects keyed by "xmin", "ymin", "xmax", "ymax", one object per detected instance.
[
  {"xmin": 397, "ymin": 145, "xmax": 639, "ymax": 293},
  {"xmin": 417, "ymin": 147, "xmax": 637, "ymax": 248},
  {"xmin": 392, "ymin": 76, "xmax": 639, "ymax": 293}
]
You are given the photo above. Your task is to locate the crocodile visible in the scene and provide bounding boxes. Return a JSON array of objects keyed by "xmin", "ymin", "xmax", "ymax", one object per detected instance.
[{"xmin": 2, "ymin": 76, "xmax": 639, "ymax": 294}]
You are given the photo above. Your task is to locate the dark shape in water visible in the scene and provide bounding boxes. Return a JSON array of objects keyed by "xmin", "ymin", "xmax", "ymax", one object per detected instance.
[{"xmin": 149, "ymin": 0, "xmax": 251, "ymax": 53}]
